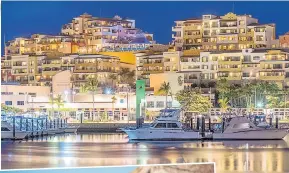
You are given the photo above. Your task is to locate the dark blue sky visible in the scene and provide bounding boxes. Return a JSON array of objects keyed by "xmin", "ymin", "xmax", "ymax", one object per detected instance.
[{"xmin": 2, "ymin": 1, "xmax": 289, "ymax": 55}]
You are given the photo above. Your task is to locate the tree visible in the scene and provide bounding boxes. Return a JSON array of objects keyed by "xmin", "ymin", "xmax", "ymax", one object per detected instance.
[
  {"xmin": 158, "ymin": 82, "xmax": 171, "ymax": 108},
  {"xmin": 1, "ymin": 104, "xmax": 22, "ymax": 114},
  {"xmin": 119, "ymin": 68, "xmax": 135, "ymax": 87},
  {"xmin": 49, "ymin": 94, "xmax": 65, "ymax": 118},
  {"xmin": 82, "ymin": 77, "xmax": 99, "ymax": 121},
  {"xmin": 111, "ymin": 96, "xmax": 117, "ymax": 120},
  {"xmin": 216, "ymin": 78, "xmax": 230, "ymax": 99},
  {"xmin": 108, "ymin": 74, "xmax": 118, "ymax": 88},
  {"xmin": 218, "ymin": 98, "xmax": 230, "ymax": 117},
  {"xmin": 175, "ymin": 89, "xmax": 212, "ymax": 113},
  {"xmin": 145, "ymin": 109, "xmax": 153, "ymax": 121}
]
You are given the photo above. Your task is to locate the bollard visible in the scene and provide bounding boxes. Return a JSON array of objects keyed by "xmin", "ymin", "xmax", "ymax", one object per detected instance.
[
  {"xmin": 13, "ymin": 116, "xmax": 16, "ymax": 139},
  {"xmin": 276, "ymin": 117, "xmax": 279, "ymax": 129},
  {"xmin": 196, "ymin": 117, "xmax": 200, "ymax": 130},
  {"xmin": 201, "ymin": 116, "xmax": 205, "ymax": 138}
]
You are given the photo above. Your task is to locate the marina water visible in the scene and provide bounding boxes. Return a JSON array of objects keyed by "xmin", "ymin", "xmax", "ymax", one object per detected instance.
[{"xmin": 2, "ymin": 133, "xmax": 289, "ymax": 173}]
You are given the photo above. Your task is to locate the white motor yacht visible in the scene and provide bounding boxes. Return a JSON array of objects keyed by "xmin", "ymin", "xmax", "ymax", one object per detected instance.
[
  {"xmin": 1, "ymin": 121, "xmax": 29, "ymax": 140},
  {"xmin": 213, "ymin": 116, "xmax": 288, "ymax": 140},
  {"xmin": 121, "ymin": 109, "xmax": 200, "ymax": 141}
]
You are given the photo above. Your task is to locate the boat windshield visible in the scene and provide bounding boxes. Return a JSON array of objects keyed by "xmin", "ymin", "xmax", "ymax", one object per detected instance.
[
  {"xmin": 232, "ymin": 123, "xmax": 254, "ymax": 129},
  {"xmin": 150, "ymin": 123, "xmax": 156, "ymax": 127}
]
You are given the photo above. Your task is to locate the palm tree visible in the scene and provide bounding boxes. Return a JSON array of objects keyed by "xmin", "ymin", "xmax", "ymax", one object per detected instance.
[
  {"xmin": 49, "ymin": 94, "xmax": 64, "ymax": 118},
  {"xmin": 111, "ymin": 96, "xmax": 117, "ymax": 120},
  {"xmin": 158, "ymin": 82, "xmax": 171, "ymax": 108},
  {"xmin": 108, "ymin": 74, "xmax": 118, "ymax": 88},
  {"xmin": 82, "ymin": 77, "xmax": 99, "ymax": 121},
  {"xmin": 119, "ymin": 68, "xmax": 135, "ymax": 87},
  {"xmin": 218, "ymin": 98, "xmax": 230, "ymax": 118},
  {"xmin": 216, "ymin": 78, "xmax": 230, "ymax": 99}
]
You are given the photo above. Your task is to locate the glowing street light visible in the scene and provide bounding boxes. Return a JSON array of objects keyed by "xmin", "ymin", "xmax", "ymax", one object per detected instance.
[{"xmin": 257, "ymin": 102, "xmax": 263, "ymax": 108}]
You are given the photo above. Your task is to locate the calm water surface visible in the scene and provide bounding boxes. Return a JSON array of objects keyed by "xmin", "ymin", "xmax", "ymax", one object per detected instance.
[{"xmin": 2, "ymin": 133, "xmax": 289, "ymax": 173}]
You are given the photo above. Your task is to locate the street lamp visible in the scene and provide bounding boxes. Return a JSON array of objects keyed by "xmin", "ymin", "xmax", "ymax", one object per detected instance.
[{"xmin": 257, "ymin": 102, "xmax": 263, "ymax": 108}]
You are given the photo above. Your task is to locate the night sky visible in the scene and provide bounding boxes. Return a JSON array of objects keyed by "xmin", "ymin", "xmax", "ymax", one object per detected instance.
[{"xmin": 2, "ymin": 1, "xmax": 289, "ymax": 55}]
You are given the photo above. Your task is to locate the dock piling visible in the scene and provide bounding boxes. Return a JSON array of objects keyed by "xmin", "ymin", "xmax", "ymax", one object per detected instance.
[
  {"xmin": 26, "ymin": 118, "xmax": 28, "ymax": 132},
  {"xmin": 276, "ymin": 117, "xmax": 279, "ymax": 129},
  {"xmin": 12, "ymin": 116, "xmax": 16, "ymax": 139},
  {"xmin": 222, "ymin": 118, "xmax": 225, "ymax": 133},
  {"xmin": 208, "ymin": 117, "xmax": 211, "ymax": 131},
  {"xmin": 20, "ymin": 116, "xmax": 23, "ymax": 131},
  {"xmin": 201, "ymin": 116, "xmax": 205, "ymax": 138},
  {"xmin": 196, "ymin": 117, "xmax": 200, "ymax": 130},
  {"xmin": 269, "ymin": 117, "xmax": 273, "ymax": 126},
  {"xmin": 31, "ymin": 118, "xmax": 34, "ymax": 134}
]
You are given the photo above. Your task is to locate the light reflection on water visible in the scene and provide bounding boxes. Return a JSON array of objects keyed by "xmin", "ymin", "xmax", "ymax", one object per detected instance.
[{"xmin": 1, "ymin": 133, "xmax": 289, "ymax": 173}]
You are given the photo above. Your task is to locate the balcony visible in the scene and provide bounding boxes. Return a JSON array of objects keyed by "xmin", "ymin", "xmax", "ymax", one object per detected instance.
[
  {"xmin": 259, "ymin": 75, "xmax": 285, "ymax": 81},
  {"xmin": 143, "ymin": 62, "xmax": 163, "ymax": 67},
  {"xmin": 220, "ymin": 76, "xmax": 242, "ymax": 80},
  {"xmin": 218, "ymin": 67, "xmax": 242, "ymax": 72},
  {"xmin": 184, "ymin": 79, "xmax": 199, "ymax": 83},
  {"xmin": 172, "ymin": 26, "xmax": 182, "ymax": 31},
  {"xmin": 220, "ymin": 23, "xmax": 237, "ymax": 28}
]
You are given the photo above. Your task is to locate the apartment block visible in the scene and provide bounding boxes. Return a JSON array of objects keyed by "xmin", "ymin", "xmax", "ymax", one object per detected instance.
[
  {"xmin": 1, "ymin": 55, "xmax": 45, "ymax": 85},
  {"xmin": 172, "ymin": 12, "xmax": 278, "ymax": 51},
  {"xmin": 1, "ymin": 53, "xmax": 131, "ymax": 90},
  {"xmin": 62, "ymin": 13, "xmax": 154, "ymax": 53},
  {"xmin": 178, "ymin": 48, "xmax": 289, "ymax": 88},
  {"xmin": 135, "ymin": 51, "xmax": 181, "ymax": 87},
  {"xmin": 279, "ymin": 32, "xmax": 289, "ymax": 48},
  {"xmin": 5, "ymin": 34, "xmax": 85, "ymax": 56},
  {"xmin": 72, "ymin": 54, "xmax": 120, "ymax": 89}
]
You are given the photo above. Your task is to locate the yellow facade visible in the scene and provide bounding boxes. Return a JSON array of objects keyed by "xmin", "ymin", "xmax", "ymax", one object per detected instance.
[{"xmin": 98, "ymin": 52, "xmax": 136, "ymax": 65}]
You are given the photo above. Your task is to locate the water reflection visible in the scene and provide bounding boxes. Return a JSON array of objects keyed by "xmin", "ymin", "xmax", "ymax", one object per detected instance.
[{"xmin": 1, "ymin": 133, "xmax": 289, "ymax": 173}]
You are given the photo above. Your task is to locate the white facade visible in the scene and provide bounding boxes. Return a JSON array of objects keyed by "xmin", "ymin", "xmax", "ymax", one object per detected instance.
[{"xmin": 1, "ymin": 84, "xmax": 179, "ymax": 113}]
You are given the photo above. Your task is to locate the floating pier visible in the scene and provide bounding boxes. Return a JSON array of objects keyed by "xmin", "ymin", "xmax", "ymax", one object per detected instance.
[{"xmin": 1, "ymin": 115, "xmax": 72, "ymax": 140}]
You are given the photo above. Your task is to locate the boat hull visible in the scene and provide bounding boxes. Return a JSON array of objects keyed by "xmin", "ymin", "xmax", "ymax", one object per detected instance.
[
  {"xmin": 213, "ymin": 129, "xmax": 288, "ymax": 140},
  {"xmin": 123, "ymin": 129, "xmax": 200, "ymax": 140},
  {"xmin": 1, "ymin": 131, "xmax": 29, "ymax": 140},
  {"xmin": 48, "ymin": 129, "xmax": 65, "ymax": 134},
  {"xmin": 63, "ymin": 128, "xmax": 78, "ymax": 133}
]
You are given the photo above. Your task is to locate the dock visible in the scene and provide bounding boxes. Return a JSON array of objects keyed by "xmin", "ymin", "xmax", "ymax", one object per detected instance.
[{"xmin": 1, "ymin": 116, "xmax": 76, "ymax": 140}]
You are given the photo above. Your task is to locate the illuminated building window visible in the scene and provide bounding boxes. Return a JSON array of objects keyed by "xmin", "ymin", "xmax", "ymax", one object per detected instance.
[{"xmin": 147, "ymin": 101, "xmax": 154, "ymax": 108}]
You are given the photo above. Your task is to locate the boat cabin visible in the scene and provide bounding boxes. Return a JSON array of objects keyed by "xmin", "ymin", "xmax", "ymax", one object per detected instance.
[
  {"xmin": 150, "ymin": 122, "xmax": 182, "ymax": 129},
  {"xmin": 223, "ymin": 117, "xmax": 258, "ymax": 133}
]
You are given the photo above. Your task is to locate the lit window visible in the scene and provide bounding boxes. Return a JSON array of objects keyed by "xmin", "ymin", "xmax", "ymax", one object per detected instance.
[
  {"xmin": 17, "ymin": 101, "xmax": 24, "ymax": 105},
  {"xmin": 5, "ymin": 101, "xmax": 12, "ymax": 105},
  {"xmin": 156, "ymin": 101, "xmax": 164, "ymax": 108},
  {"xmin": 147, "ymin": 101, "xmax": 154, "ymax": 108}
]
